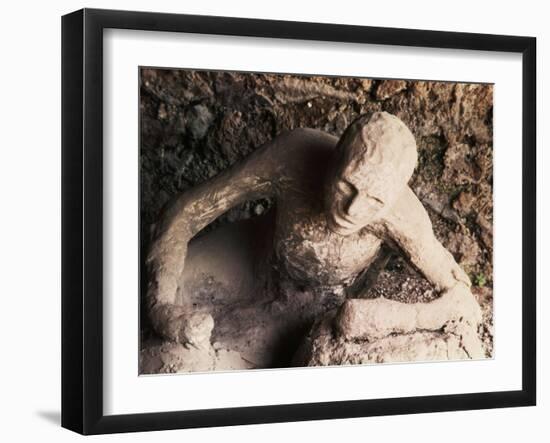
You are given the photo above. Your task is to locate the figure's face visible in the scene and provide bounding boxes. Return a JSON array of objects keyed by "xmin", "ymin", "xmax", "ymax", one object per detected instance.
[
  {"xmin": 325, "ymin": 112, "xmax": 417, "ymax": 236},
  {"xmin": 326, "ymin": 158, "xmax": 388, "ymax": 236}
]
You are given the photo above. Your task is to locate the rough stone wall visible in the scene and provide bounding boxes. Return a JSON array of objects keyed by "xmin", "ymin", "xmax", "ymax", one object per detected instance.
[{"xmin": 140, "ymin": 69, "xmax": 493, "ymax": 294}]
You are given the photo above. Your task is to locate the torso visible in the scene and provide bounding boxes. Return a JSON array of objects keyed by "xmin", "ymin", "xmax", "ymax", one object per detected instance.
[
  {"xmin": 274, "ymin": 202, "xmax": 382, "ymax": 287},
  {"xmin": 270, "ymin": 129, "xmax": 383, "ymax": 288}
]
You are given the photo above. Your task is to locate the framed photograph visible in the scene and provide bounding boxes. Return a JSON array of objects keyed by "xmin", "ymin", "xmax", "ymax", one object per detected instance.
[{"xmin": 61, "ymin": 8, "xmax": 536, "ymax": 434}]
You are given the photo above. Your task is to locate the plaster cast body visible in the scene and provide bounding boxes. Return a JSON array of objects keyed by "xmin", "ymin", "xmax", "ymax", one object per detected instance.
[{"xmin": 143, "ymin": 112, "xmax": 484, "ymax": 371}]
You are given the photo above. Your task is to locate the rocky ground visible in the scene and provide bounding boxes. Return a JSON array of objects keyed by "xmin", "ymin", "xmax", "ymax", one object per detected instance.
[{"xmin": 139, "ymin": 69, "xmax": 494, "ymax": 370}]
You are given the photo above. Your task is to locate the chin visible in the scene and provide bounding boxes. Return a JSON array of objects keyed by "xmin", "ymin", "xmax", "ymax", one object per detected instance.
[
  {"xmin": 331, "ymin": 226, "xmax": 358, "ymax": 236},
  {"xmin": 327, "ymin": 216, "xmax": 360, "ymax": 236}
]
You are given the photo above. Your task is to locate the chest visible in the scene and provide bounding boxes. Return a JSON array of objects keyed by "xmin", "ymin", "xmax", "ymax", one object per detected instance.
[{"xmin": 273, "ymin": 204, "xmax": 382, "ymax": 287}]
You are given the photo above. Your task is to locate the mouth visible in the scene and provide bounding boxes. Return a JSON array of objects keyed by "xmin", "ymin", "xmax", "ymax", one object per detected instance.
[{"xmin": 328, "ymin": 211, "xmax": 357, "ymax": 235}]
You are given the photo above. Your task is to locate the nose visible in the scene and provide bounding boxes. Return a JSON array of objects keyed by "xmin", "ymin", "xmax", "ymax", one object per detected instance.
[{"xmin": 345, "ymin": 193, "xmax": 360, "ymax": 217}]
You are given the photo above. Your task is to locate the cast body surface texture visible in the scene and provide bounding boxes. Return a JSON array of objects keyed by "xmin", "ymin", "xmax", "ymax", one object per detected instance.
[{"xmin": 140, "ymin": 71, "xmax": 493, "ymax": 373}]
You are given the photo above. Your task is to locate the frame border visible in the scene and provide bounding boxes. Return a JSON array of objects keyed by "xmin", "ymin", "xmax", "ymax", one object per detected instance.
[{"xmin": 61, "ymin": 8, "xmax": 536, "ymax": 435}]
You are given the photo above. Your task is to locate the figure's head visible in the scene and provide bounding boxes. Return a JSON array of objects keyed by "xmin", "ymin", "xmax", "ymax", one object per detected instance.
[{"xmin": 326, "ymin": 112, "xmax": 417, "ymax": 236}]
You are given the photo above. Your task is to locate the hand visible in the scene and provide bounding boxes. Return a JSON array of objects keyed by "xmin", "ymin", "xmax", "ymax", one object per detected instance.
[
  {"xmin": 416, "ymin": 283, "xmax": 485, "ymax": 359},
  {"xmin": 415, "ymin": 283, "xmax": 482, "ymax": 332},
  {"xmin": 149, "ymin": 302, "xmax": 214, "ymax": 348},
  {"xmin": 176, "ymin": 312, "xmax": 215, "ymax": 349},
  {"xmin": 443, "ymin": 320, "xmax": 486, "ymax": 359}
]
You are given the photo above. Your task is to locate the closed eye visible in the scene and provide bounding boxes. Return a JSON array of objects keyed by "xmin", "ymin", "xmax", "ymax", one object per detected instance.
[
  {"xmin": 336, "ymin": 179, "xmax": 357, "ymax": 196},
  {"xmin": 366, "ymin": 193, "xmax": 384, "ymax": 206}
]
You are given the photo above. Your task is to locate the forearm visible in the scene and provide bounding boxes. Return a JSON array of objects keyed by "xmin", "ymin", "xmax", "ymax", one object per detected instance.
[
  {"xmin": 336, "ymin": 298, "xmax": 417, "ymax": 340},
  {"xmin": 336, "ymin": 280, "xmax": 481, "ymax": 343},
  {"xmin": 156, "ymin": 143, "xmax": 276, "ymax": 240},
  {"xmin": 385, "ymin": 225, "xmax": 481, "ymax": 328},
  {"xmin": 381, "ymin": 187, "xmax": 471, "ymax": 292},
  {"xmin": 145, "ymin": 218, "xmax": 219, "ymax": 346},
  {"xmin": 411, "ymin": 236, "xmax": 471, "ymax": 292},
  {"xmin": 145, "ymin": 142, "xmax": 277, "ymax": 342},
  {"xmin": 147, "ymin": 150, "xmax": 275, "ymax": 302},
  {"xmin": 387, "ymin": 230, "xmax": 480, "ymax": 324}
]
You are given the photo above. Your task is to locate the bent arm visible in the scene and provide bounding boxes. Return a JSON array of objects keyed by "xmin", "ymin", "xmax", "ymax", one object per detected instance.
[
  {"xmin": 382, "ymin": 186, "xmax": 471, "ymax": 292},
  {"xmin": 337, "ymin": 187, "xmax": 483, "ymax": 354},
  {"xmin": 381, "ymin": 187, "xmax": 481, "ymax": 329},
  {"xmin": 146, "ymin": 140, "xmax": 280, "ymax": 344}
]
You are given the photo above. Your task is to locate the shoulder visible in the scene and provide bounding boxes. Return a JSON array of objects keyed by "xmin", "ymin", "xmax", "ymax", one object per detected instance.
[
  {"xmin": 274, "ymin": 127, "xmax": 339, "ymax": 153},
  {"xmin": 274, "ymin": 128, "xmax": 339, "ymax": 166},
  {"xmin": 249, "ymin": 128, "xmax": 337, "ymax": 165},
  {"xmin": 252, "ymin": 128, "xmax": 338, "ymax": 181},
  {"xmin": 382, "ymin": 186, "xmax": 433, "ymax": 241}
]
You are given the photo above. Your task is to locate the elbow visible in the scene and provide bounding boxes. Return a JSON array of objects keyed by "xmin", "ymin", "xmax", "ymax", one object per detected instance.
[{"xmin": 148, "ymin": 302, "xmax": 186, "ymax": 342}]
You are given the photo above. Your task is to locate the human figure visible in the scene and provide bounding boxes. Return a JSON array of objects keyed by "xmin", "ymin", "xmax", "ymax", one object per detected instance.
[{"xmin": 145, "ymin": 112, "xmax": 484, "ymax": 369}]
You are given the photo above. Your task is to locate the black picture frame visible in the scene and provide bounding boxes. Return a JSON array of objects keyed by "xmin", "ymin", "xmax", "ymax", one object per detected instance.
[{"xmin": 61, "ymin": 8, "xmax": 536, "ymax": 435}]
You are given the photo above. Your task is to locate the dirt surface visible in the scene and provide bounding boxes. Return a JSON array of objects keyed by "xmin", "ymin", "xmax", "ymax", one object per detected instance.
[{"xmin": 139, "ymin": 69, "xmax": 494, "ymax": 370}]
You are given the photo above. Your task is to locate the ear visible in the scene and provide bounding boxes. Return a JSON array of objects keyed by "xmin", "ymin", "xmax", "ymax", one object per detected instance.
[{"xmin": 360, "ymin": 117, "xmax": 384, "ymax": 165}]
